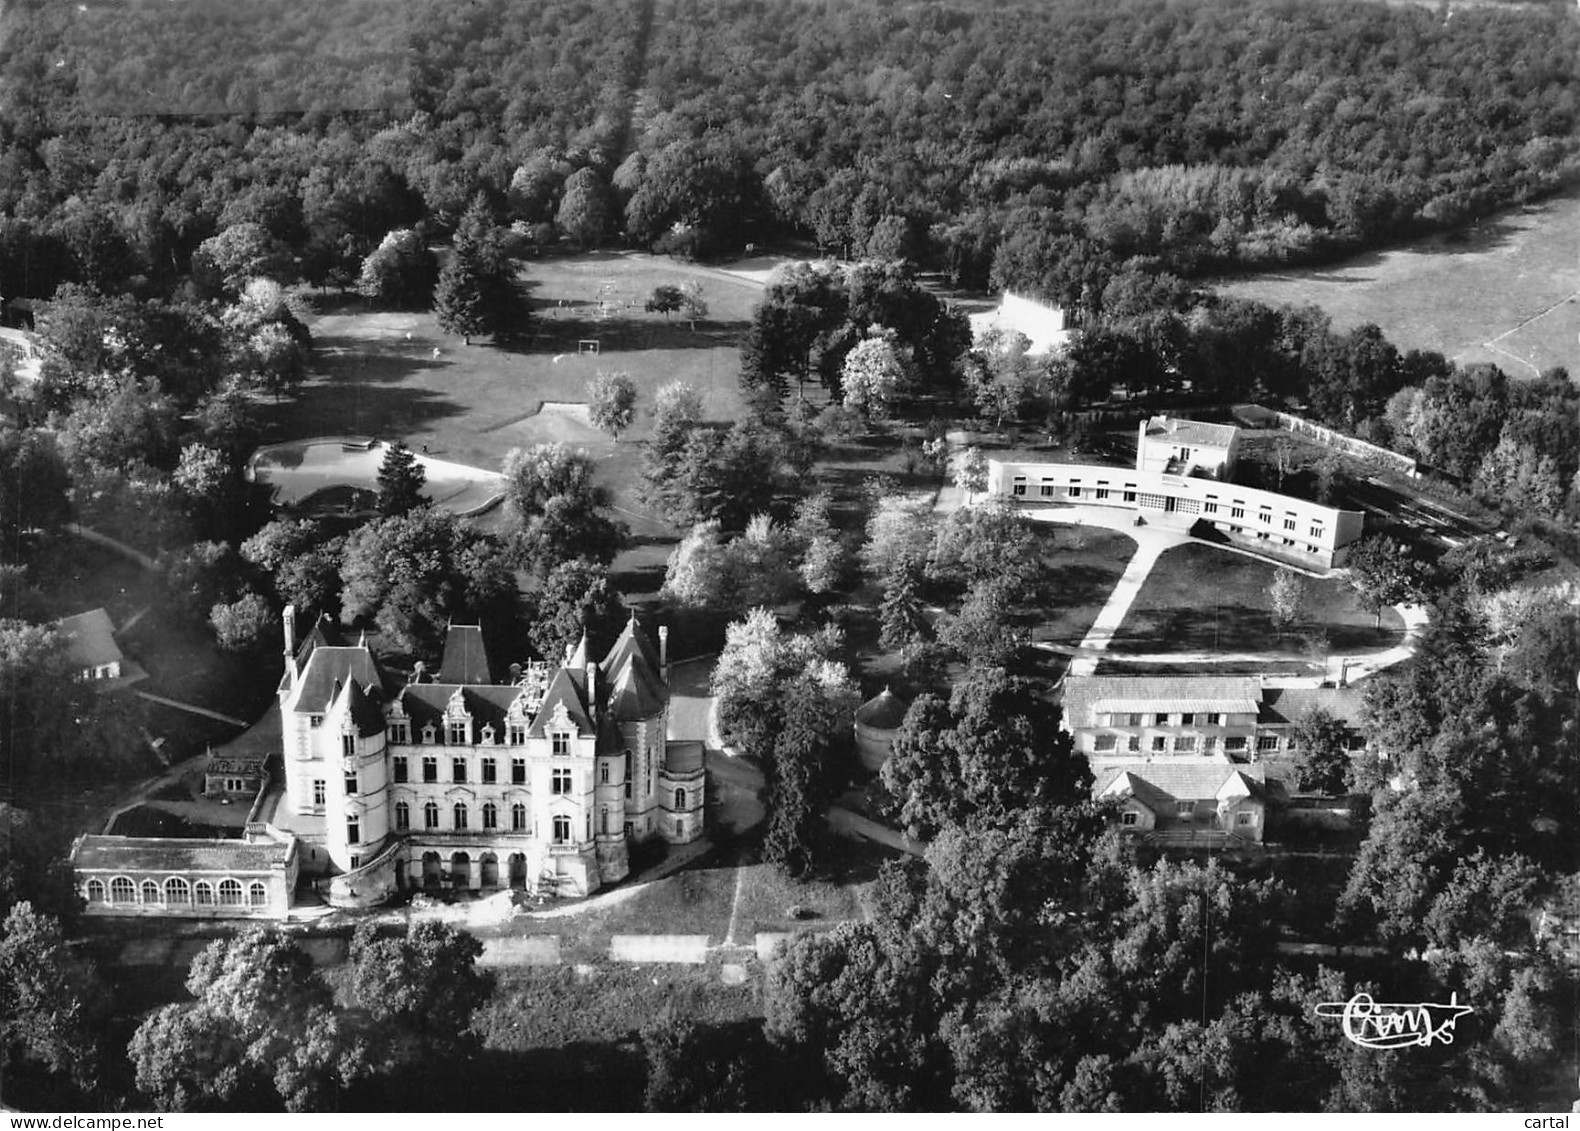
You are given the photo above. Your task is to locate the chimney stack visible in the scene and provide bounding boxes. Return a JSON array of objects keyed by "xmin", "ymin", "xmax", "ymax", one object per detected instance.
[
  {"xmin": 282, "ymin": 604, "xmax": 296, "ymax": 666},
  {"xmin": 658, "ymin": 626, "xmax": 669, "ymax": 674}
]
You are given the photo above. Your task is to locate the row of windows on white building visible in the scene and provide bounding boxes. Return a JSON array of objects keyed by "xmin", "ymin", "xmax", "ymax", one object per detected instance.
[
  {"xmin": 1092, "ymin": 733, "xmax": 1286, "ymax": 754},
  {"xmin": 338, "ymin": 792, "xmax": 691, "ymax": 845},
  {"xmin": 313, "ymin": 715, "xmax": 575, "ymax": 750},
  {"xmin": 1010, "ymin": 478, "xmax": 1329, "ymax": 547},
  {"xmin": 86, "ymin": 876, "xmax": 269, "ymax": 907}
]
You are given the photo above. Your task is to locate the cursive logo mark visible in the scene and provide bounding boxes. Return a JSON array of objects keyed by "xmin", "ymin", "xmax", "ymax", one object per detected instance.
[{"xmin": 1314, "ymin": 992, "xmax": 1472, "ymax": 1049}]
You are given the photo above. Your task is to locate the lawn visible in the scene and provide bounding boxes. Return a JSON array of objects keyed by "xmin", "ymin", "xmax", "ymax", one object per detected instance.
[
  {"xmin": 279, "ymin": 251, "xmax": 768, "ymax": 593},
  {"xmin": 1212, "ymin": 187, "xmax": 1580, "ymax": 379},
  {"xmin": 1027, "ymin": 524, "xmax": 1138, "ymax": 647},
  {"xmin": 1108, "ymin": 542, "xmax": 1405, "ymax": 658}
]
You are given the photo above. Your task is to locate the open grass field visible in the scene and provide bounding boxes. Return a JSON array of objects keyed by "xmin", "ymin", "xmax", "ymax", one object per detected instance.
[
  {"xmin": 1108, "ymin": 542, "xmax": 1406, "ymax": 658},
  {"xmin": 1213, "ymin": 188, "xmax": 1580, "ymax": 379},
  {"xmin": 1029, "ymin": 525, "xmax": 1139, "ymax": 648},
  {"xmin": 279, "ymin": 252, "xmax": 767, "ymax": 570}
]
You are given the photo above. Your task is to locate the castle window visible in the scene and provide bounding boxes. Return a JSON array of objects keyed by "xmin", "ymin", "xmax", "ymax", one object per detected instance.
[
  {"xmin": 511, "ymin": 803, "xmax": 527, "ymax": 831},
  {"xmin": 194, "ymin": 881, "xmax": 215, "ymax": 906},
  {"xmin": 165, "ymin": 878, "xmax": 190, "ymax": 905},
  {"xmin": 421, "ymin": 724, "xmax": 436, "ymax": 744},
  {"xmin": 624, "ymin": 752, "xmax": 632, "ymax": 799},
  {"xmin": 452, "ymin": 757, "xmax": 467, "ymax": 783},
  {"xmin": 675, "ymin": 788, "xmax": 687, "ymax": 809},
  {"xmin": 309, "ymin": 714, "xmax": 323, "ymax": 729},
  {"xmin": 395, "ymin": 802, "xmax": 410, "ymax": 831},
  {"xmin": 509, "ymin": 723, "xmax": 526, "ymax": 745},
  {"xmin": 341, "ymin": 733, "xmax": 355, "ymax": 757},
  {"xmin": 424, "ymin": 801, "xmax": 440, "ymax": 830},
  {"xmin": 600, "ymin": 761, "xmax": 610, "ymax": 784},
  {"xmin": 346, "ymin": 817, "xmax": 360, "ymax": 845},
  {"xmin": 482, "ymin": 757, "xmax": 497, "ymax": 784},
  {"xmin": 512, "ymin": 758, "xmax": 526, "ymax": 785},
  {"xmin": 552, "ymin": 769, "xmax": 572, "ymax": 795},
  {"xmin": 586, "ymin": 813, "xmax": 591, "ymax": 839},
  {"xmin": 140, "ymin": 880, "xmax": 161, "ymax": 904},
  {"xmin": 389, "ymin": 721, "xmax": 409, "ymax": 744},
  {"xmin": 248, "ymin": 882, "xmax": 267, "ymax": 907},
  {"xmin": 453, "ymin": 804, "xmax": 468, "ymax": 830},
  {"xmin": 219, "ymin": 880, "xmax": 243, "ymax": 906},
  {"xmin": 601, "ymin": 807, "xmax": 610, "ymax": 834},
  {"xmin": 552, "ymin": 815, "xmax": 571, "ymax": 844},
  {"xmin": 552, "ymin": 732, "xmax": 571, "ymax": 756},
  {"xmin": 674, "ymin": 820, "xmax": 683, "ymax": 839},
  {"xmin": 344, "ymin": 773, "xmax": 358, "ymax": 797},
  {"xmin": 312, "ymin": 780, "xmax": 326, "ymax": 807},
  {"xmin": 423, "ymin": 756, "xmax": 438, "ymax": 783},
  {"xmin": 86, "ymin": 879, "xmax": 105, "ymax": 902},
  {"xmin": 483, "ymin": 802, "xmax": 498, "ymax": 829},
  {"xmin": 480, "ymin": 725, "xmax": 495, "ymax": 745},
  {"xmin": 448, "ymin": 720, "xmax": 468, "ymax": 745},
  {"xmin": 350, "ymin": 855, "xmax": 361, "ymax": 869},
  {"xmin": 393, "ymin": 756, "xmax": 408, "ymax": 783}
]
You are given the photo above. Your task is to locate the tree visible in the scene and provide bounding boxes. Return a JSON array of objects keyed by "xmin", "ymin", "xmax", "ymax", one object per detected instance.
[
  {"xmin": 645, "ymin": 285, "xmax": 685, "ymax": 320},
  {"xmin": 588, "ymin": 371, "xmax": 637, "ymax": 442},
  {"xmin": 376, "ymin": 442, "xmax": 427, "ymax": 517},
  {"xmin": 241, "ymin": 518, "xmax": 344, "ymax": 616},
  {"xmin": 1346, "ymin": 536, "xmax": 1425, "ymax": 626},
  {"xmin": 556, "ymin": 167, "xmax": 614, "ymax": 248},
  {"xmin": 660, "ymin": 520, "xmax": 739, "ymax": 611},
  {"xmin": 791, "ymin": 492, "xmax": 845, "ymax": 596},
  {"xmin": 433, "ymin": 254, "xmax": 493, "ymax": 345},
  {"xmin": 0, "ymin": 428, "xmax": 70, "ymax": 564},
  {"xmin": 357, "ymin": 229, "xmax": 438, "ymax": 309},
  {"xmin": 434, "ymin": 198, "xmax": 516, "ymax": 344},
  {"xmin": 193, "ymin": 222, "xmax": 292, "ymax": 296},
  {"xmin": 840, "ymin": 330, "xmax": 907, "ymax": 420},
  {"xmin": 129, "ymin": 929, "xmax": 364, "ymax": 1112},
  {"xmin": 0, "ymin": 902, "xmax": 104, "ymax": 1096},
  {"xmin": 348, "ymin": 921, "xmax": 488, "ymax": 1061},
  {"xmin": 210, "ymin": 592, "xmax": 278, "ymax": 653},
  {"xmin": 1268, "ymin": 568, "xmax": 1306, "ymax": 638},
  {"xmin": 529, "ymin": 560, "xmax": 626, "ymax": 663},
  {"xmin": 1290, "ymin": 708, "xmax": 1352, "ymax": 795},
  {"xmin": 679, "ymin": 281, "xmax": 708, "ymax": 331},
  {"xmin": 765, "ymin": 669, "xmax": 857, "ymax": 877},
  {"xmin": 501, "ymin": 443, "xmax": 625, "ymax": 575},
  {"xmin": 952, "ymin": 446, "xmax": 988, "ymax": 500}
]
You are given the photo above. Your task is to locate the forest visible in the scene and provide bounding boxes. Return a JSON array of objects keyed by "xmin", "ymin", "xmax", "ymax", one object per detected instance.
[{"xmin": 0, "ymin": 0, "xmax": 1576, "ymax": 299}]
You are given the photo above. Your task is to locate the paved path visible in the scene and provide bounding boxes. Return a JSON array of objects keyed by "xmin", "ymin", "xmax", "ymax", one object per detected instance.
[
  {"xmin": 65, "ymin": 523, "xmax": 159, "ymax": 572},
  {"xmin": 134, "ymin": 691, "xmax": 249, "ymax": 727},
  {"xmin": 1065, "ymin": 538, "xmax": 1166, "ymax": 677}
]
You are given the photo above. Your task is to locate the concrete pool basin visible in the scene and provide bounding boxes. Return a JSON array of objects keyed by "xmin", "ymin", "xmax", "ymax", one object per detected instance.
[{"xmin": 247, "ymin": 437, "xmax": 506, "ymax": 516}]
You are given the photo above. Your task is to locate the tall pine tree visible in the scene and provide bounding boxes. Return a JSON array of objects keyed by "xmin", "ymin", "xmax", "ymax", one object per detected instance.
[{"xmin": 376, "ymin": 441, "xmax": 427, "ymax": 516}]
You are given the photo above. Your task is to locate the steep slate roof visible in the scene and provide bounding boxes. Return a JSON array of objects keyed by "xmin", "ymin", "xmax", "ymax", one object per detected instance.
[
  {"xmin": 59, "ymin": 608, "xmax": 122, "ymax": 668},
  {"xmin": 665, "ymin": 741, "xmax": 705, "ymax": 774},
  {"xmin": 73, "ymin": 835, "xmax": 293, "ymax": 873},
  {"xmin": 1259, "ymin": 686, "xmax": 1365, "ymax": 729},
  {"xmin": 396, "ymin": 683, "xmax": 519, "ymax": 737},
  {"xmin": 605, "ymin": 653, "xmax": 665, "ymax": 721},
  {"xmin": 338, "ymin": 678, "xmax": 388, "ymax": 738},
  {"xmin": 437, "ymin": 624, "xmax": 493, "ymax": 685},
  {"xmin": 294, "ymin": 613, "xmax": 347, "ymax": 669},
  {"xmin": 528, "ymin": 667, "xmax": 596, "ymax": 737},
  {"xmin": 291, "ymin": 647, "xmax": 390, "ymax": 714},
  {"xmin": 855, "ymin": 687, "xmax": 911, "ymax": 729},
  {"xmin": 1093, "ymin": 764, "xmax": 1267, "ymax": 807},
  {"xmin": 600, "ymin": 613, "xmax": 660, "ymax": 677},
  {"xmin": 1063, "ymin": 676, "xmax": 1263, "ymax": 725},
  {"xmin": 1143, "ymin": 416, "xmax": 1240, "ymax": 449}
]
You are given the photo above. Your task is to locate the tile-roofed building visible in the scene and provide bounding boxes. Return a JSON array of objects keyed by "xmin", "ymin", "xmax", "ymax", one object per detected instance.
[
  {"xmin": 1094, "ymin": 763, "xmax": 1268, "ymax": 844},
  {"xmin": 1062, "ymin": 673, "xmax": 1369, "ymax": 774},
  {"xmin": 72, "ymin": 827, "xmax": 299, "ymax": 918},
  {"xmin": 1138, "ymin": 415, "xmax": 1241, "ymax": 480},
  {"xmin": 264, "ymin": 603, "xmax": 695, "ymax": 907},
  {"xmin": 58, "ymin": 608, "xmax": 145, "ymax": 687}
]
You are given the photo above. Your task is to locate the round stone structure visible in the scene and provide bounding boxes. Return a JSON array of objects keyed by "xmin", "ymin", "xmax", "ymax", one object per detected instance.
[{"xmin": 853, "ymin": 686, "xmax": 911, "ymax": 773}]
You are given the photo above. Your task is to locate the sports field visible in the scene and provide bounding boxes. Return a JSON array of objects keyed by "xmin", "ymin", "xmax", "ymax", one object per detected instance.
[{"xmin": 1213, "ymin": 188, "xmax": 1580, "ymax": 379}]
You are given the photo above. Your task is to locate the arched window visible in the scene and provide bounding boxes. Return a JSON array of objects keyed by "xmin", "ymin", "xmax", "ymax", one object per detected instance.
[
  {"xmin": 453, "ymin": 803, "xmax": 469, "ymax": 830},
  {"xmin": 395, "ymin": 801, "xmax": 410, "ymax": 831},
  {"xmin": 424, "ymin": 801, "xmax": 440, "ymax": 830},
  {"xmin": 552, "ymin": 815, "xmax": 571, "ymax": 843},
  {"xmin": 110, "ymin": 877, "xmax": 135, "ymax": 903},
  {"xmin": 600, "ymin": 807, "xmax": 609, "ymax": 834},
  {"xmin": 248, "ymin": 882, "xmax": 268, "ymax": 907},
  {"xmin": 140, "ymin": 879, "xmax": 162, "ymax": 903},
  {"xmin": 165, "ymin": 878, "xmax": 191, "ymax": 905},
  {"xmin": 482, "ymin": 802, "xmax": 497, "ymax": 830},
  {"xmin": 675, "ymin": 788, "xmax": 686, "ymax": 810},
  {"xmin": 675, "ymin": 819, "xmax": 684, "ymax": 839},
  {"xmin": 219, "ymin": 879, "xmax": 243, "ymax": 905},
  {"xmin": 511, "ymin": 803, "xmax": 527, "ymax": 831},
  {"xmin": 86, "ymin": 879, "xmax": 106, "ymax": 902},
  {"xmin": 195, "ymin": 881, "xmax": 215, "ymax": 906}
]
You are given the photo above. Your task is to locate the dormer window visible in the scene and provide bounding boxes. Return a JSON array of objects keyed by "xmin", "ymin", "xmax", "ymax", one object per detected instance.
[
  {"xmin": 341, "ymin": 733, "xmax": 356, "ymax": 757},
  {"xmin": 421, "ymin": 723, "xmax": 436, "ymax": 745},
  {"xmin": 552, "ymin": 732, "xmax": 571, "ymax": 756},
  {"xmin": 509, "ymin": 723, "xmax": 526, "ymax": 746},
  {"xmin": 309, "ymin": 714, "xmax": 324, "ymax": 728},
  {"xmin": 448, "ymin": 720, "xmax": 468, "ymax": 745},
  {"xmin": 480, "ymin": 724, "xmax": 496, "ymax": 745},
  {"xmin": 389, "ymin": 721, "xmax": 410, "ymax": 744}
]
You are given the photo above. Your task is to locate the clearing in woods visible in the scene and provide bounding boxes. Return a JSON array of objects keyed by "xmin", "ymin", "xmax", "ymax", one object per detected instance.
[{"xmin": 1213, "ymin": 188, "xmax": 1580, "ymax": 379}]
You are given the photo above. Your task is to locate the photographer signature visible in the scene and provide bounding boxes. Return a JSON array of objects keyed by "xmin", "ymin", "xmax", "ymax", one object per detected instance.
[{"xmin": 1314, "ymin": 992, "xmax": 1472, "ymax": 1049}]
